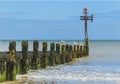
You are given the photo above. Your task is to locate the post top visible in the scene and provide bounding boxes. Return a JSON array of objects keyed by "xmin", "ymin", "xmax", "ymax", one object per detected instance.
[{"xmin": 84, "ymin": 7, "xmax": 88, "ymax": 14}]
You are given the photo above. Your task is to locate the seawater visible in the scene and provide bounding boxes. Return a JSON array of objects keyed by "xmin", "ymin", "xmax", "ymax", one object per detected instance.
[{"xmin": 1, "ymin": 40, "xmax": 120, "ymax": 84}]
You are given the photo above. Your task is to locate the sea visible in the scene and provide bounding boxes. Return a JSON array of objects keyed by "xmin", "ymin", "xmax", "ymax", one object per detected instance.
[{"xmin": 1, "ymin": 40, "xmax": 120, "ymax": 84}]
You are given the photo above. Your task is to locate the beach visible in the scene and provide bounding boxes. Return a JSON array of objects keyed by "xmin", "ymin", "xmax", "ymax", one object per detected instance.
[{"xmin": 1, "ymin": 40, "xmax": 120, "ymax": 84}]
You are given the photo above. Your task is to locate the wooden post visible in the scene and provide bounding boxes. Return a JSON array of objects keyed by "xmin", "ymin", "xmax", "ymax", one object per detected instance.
[
  {"xmin": 0, "ymin": 60, "xmax": 6, "ymax": 82},
  {"xmin": 73, "ymin": 45, "xmax": 76, "ymax": 58},
  {"xmin": 85, "ymin": 38, "xmax": 89, "ymax": 56},
  {"xmin": 49, "ymin": 43, "xmax": 55, "ymax": 66},
  {"xmin": 80, "ymin": 45, "xmax": 82, "ymax": 57},
  {"xmin": 55, "ymin": 43, "xmax": 60, "ymax": 64},
  {"xmin": 86, "ymin": 45, "xmax": 89, "ymax": 56},
  {"xmin": 77, "ymin": 44, "xmax": 80, "ymax": 58},
  {"xmin": 69, "ymin": 45, "xmax": 73, "ymax": 61},
  {"xmin": 20, "ymin": 41, "xmax": 29, "ymax": 74},
  {"xmin": 6, "ymin": 41, "xmax": 16, "ymax": 80},
  {"xmin": 65, "ymin": 44, "xmax": 69, "ymax": 63},
  {"xmin": 40, "ymin": 42, "xmax": 47, "ymax": 68},
  {"xmin": 82, "ymin": 45, "xmax": 86, "ymax": 56},
  {"xmin": 84, "ymin": 45, "xmax": 88, "ymax": 56},
  {"xmin": 72, "ymin": 45, "xmax": 74, "ymax": 59},
  {"xmin": 61, "ymin": 44, "xmax": 65, "ymax": 64},
  {"xmin": 31, "ymin": 40, "xmax": 40, "ymax": 70}
]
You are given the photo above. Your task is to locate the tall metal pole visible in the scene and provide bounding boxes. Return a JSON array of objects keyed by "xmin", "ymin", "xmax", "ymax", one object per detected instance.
[
  {"xmin": 85, "ymin": 15, "xmax": 88, "ymax": 39},
  {"xmin": 80, "ymin": 7, "xmax": 93, "ymax": 55}
]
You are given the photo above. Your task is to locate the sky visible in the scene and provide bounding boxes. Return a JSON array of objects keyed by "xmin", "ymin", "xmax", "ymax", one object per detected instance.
[{"xmin": 0, "ymin": 0, "xmax": 120, "ymax": 40}]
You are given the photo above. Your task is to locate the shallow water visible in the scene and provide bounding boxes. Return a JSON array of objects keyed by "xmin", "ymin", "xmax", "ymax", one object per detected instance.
[{"xmin": 1, "ymin": 40, "xmax": 120, "ymax": 84}]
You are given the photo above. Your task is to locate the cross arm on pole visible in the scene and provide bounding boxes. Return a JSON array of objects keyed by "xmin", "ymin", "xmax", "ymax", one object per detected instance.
[
  {"xmin": 80, "ymin": 16, "xmax": 85, "ymax": 20},
  {"xmin": 80, "ymin": 14, "xmax": 93, "ymax": 22},
  {"xmin": 87, "ymin": 14, "xmax": 93, "ymax": 22}
]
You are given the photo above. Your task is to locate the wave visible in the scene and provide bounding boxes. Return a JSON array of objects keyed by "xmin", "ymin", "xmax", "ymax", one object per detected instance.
[{"xmin": 16, "ymin": 64, "xmax": 120, "ymax": 83}]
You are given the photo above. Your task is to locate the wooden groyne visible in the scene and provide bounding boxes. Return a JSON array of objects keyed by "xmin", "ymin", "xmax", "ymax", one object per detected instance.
[{"xmin": 0, "ymin": 40, "xmax": 89, "ymax": 82}]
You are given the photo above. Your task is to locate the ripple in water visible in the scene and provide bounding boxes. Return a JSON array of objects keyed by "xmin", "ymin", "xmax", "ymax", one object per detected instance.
[{"xmin": 15, "ymin": 62, "xmax": 120, "ymax": 84}]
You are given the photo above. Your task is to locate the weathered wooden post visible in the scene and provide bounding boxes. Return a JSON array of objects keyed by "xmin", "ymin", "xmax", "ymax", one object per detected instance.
[
  {"xmin": 69, "ymin": 45, "xmax": 73, "ymax": 61},
  {"xmin": 82, "ymin": 45, "xmax": 86, "ymax": 56},
  {"xmin": 49, "ymin": 43, "xmax": 55, "ymax": 66},
  {"xmin": 65, "ymin": 44, "xmax": 70, "ymax": 63},
  {"xmin": 72, "ymin": 45, "xmax": 74, "ymax": 59},
  {"xmin": 20, "ymin": 41, "xmax": 29, "ymax": 74},
  {"xmin": 6, "ymin": 41, "xmax": 16, "ymax": 80},
  {"xmin": 0, "ymin": 60, "xmax": 6, "ymax": 82},
  {"xmin": 80, "ymin": 45, "xmax": 82, "ymax": 57},
  {"xmin": 61, "ymin": 44, "xmax": 65, "ymax": 64},
  {"xmin": 85, "ymin": 38, "xmax": 89, "ymax": 56},
  {"xmin": 77, "ymin": 44, "xmax": 80, "ymax": 58},
  {"xmin": 55, "ymin": 43, "xmax": 60, "ymax": 64},
  {"xmin": 86, "ymin": 45, "xmax": 89, "ymax": 56},
  {"xmin": 31, "ymin": 40, "xmax": 40, "ymax": 70},
  {"xmin": 40, "ymin": 42, "xmax": 47, "ymax": 68},
  {"xmin": 73, "ymin": 45, "xmax": 76, "ymax": 58}
]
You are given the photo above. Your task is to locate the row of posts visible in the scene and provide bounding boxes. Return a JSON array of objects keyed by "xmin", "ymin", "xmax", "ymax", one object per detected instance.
[{"xmin": 0, "ymin": 40, "xmax": 89, "ymax": 82}]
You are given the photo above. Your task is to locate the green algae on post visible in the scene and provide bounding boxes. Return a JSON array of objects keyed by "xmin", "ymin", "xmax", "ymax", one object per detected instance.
[
  {"xmin": 6, "ymin": 41, "xmax": 17, "ymax": 81},
  {"xmin": 20, "ymin": 41, "xmax": 29, "ymax": 74},
  {"xmin": 0, "ymin": 60, "xmax": 6, "ymax": 82},
  {"xmin": 40, "ymin": 42, "xmax": 47, "ymax": 68},
  {"xmin": 60, "ymin": 44, "xmax": 65, "ymax": 64},
  {"xmin": 31, "ymin": 40, "xmax": 40, "ymax": 70},
  {"xmin": 73, "ymin": 45, "xmax": 77, "ymax": 58},
  {"xmin": 55, "ymin": 43, "xmax": 60, "ymax": 64},
  {"xmin": 65, "ymin": 44, "xmax": 70, "ymax": 63},
  {"xmin": 69, "ymin": 45, "xmax": 73, "ymax": 61},
  {"xmin": 49, "ymin": 43, "xmax": 55, "ymax": 66}
]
